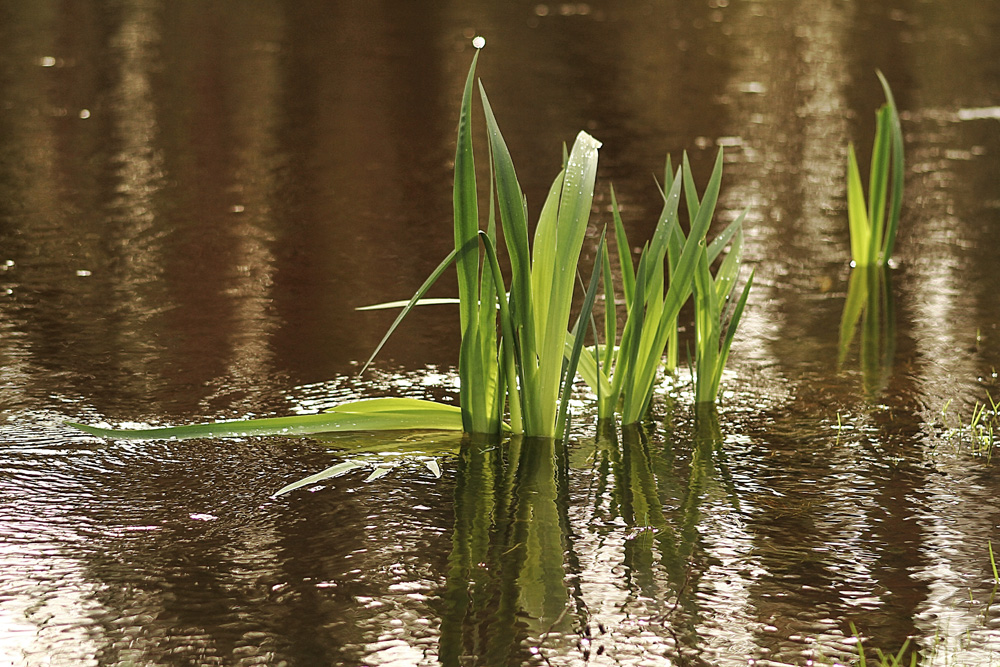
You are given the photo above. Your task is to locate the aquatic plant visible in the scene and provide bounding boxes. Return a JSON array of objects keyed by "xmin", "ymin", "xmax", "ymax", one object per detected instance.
[
  {"xmin": 850, "ymin": 623, "xmax": 917, "ymax": 667},
  {"xmin": 685, "ymin": 156, "xmax": 754, "ymax": 405},
  {"xmin": 575, "ymin": 149, "xmax": 750, "ymax": 420},
  {"xmin": 377, "ymin": 49, "xmax": 605, "ymax": 439},
  {"xmin": 66, "ymin": 42, "xmax": 751, "ymax": 450},
  {"xmin": 846, "ymin": 71, "xmax": 904, "ymax": 268},
  {"xmin": 968, "ymin": 393, "xmax": 998, "ymax": 460},
  {"xmin": 478, "ymin": 89, "xmax": 604, "ymax": 439},
  {"xmin": 67, "ymin": 396, "xmax": 466, "ymax": 440}
]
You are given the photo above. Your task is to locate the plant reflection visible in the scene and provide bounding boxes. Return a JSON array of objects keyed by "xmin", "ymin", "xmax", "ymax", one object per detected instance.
[
  {"xmin": 441, "ymin": 407, "xmax": 737, "ymax": 664},
  {"xmin": 618, "ymin": 406, "xmax": 736, "ymax": 650},
  {"xmin": 440, "ymin": 435, "xmax": 579, "ymax": 665},
  {"xmin": 838, "ymin": 267, "xmax": 896, "ymax": 397}
]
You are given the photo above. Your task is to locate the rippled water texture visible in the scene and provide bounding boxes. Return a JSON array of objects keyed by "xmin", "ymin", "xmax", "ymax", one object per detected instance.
[{"xmin": 2, "ymin": 1, "xmax": 999, "ymax": 665}]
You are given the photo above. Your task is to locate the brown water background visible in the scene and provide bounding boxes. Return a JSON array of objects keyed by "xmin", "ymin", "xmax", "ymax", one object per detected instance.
[{"xmin": 1, "ymin": 1, "xmax": 999, "ymax": 665}]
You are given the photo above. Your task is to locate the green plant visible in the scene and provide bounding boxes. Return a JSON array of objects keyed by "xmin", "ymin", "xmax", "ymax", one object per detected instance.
[
  {"xmin": 850, "ymin": 622, "xmax": 917, "ymax": 667},
  {"xmin": 574, "ymin": 149, "xmax": 750, "ymax": 421},
  {"xmin": 686, "ymin": 157, "xmax": 754, "ymax": 405},
  {"xmin": 66, "ymin": 396, "xmax": 466, "ymax": 440},
  {"xmin": 968, "ymin": 393, "xmax": 998, "ymax": 460},
  {"xmin": 846, "ymin": 71, "xmax": 904, "ymax": 268},
  {"xmin": 477, "ymin": 88, "xmax": 604, "ymax": 439}
]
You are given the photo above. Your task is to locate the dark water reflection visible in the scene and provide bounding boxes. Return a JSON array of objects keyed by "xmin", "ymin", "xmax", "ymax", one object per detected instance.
[{"xmin": 2, "ymin": 0, "xmax": 1000, "ymax": 665}]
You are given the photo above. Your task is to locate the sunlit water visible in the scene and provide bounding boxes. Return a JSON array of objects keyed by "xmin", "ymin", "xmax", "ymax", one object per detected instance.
[{"xmin": 2, "ymin": 1, "xmax": 999, "ymax": 665}]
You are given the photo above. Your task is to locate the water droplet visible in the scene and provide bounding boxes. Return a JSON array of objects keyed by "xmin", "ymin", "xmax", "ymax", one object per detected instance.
[{"xmin": 472, "ymin": 36, "xmax": 486, "ymax": 49}]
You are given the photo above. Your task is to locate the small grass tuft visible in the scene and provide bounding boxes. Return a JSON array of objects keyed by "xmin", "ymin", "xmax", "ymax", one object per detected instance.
[{"xmin": 846, "ymin": 71, "xmax": 904, "ymax": 268}]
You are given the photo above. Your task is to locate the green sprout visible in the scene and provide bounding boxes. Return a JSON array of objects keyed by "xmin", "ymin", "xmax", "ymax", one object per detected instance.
[{"xmin": 846, "ymin": 71, "xmax": 904, "ymax": 268}]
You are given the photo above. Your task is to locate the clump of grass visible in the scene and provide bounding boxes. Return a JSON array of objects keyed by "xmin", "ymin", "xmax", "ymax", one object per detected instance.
[
  {"xmin": 65, "ymin": 42, "xmax": 754, "ymax": 450},
  {"xmin": 846, "ymin": 71, "xmax": 904, "ymax": 268},
  {"xmin": 685, "ymin": 155, "xmax": 754, "ymax": 405},
  {"xmin": 575, "ymin": 149, "xmax": 752, "ymax": 421},
  {"xmin": 850, "ymin": 623, "xmax": 918, "ymax": 667},
  {"xmin": 356, "ymin": 46, "xmax": 607, "ymax": 440},
  {"xmin": 968, "ymin": 393, "xmax": 998, "ymax": 460},
  {"xmin": 477, "ymin": 85, "xmax": 604, "ymax": 439}
]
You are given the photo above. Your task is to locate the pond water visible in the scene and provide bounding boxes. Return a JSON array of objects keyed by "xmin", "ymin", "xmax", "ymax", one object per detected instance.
[{"xmin": 2, "ymin": 1, "xmax": 1000, "ymax": 665}]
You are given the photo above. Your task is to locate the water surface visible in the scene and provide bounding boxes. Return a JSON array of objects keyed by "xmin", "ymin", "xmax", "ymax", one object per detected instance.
[{"xmin": 1, "ymin": 1, "xmax": 999, "ymax": 665}]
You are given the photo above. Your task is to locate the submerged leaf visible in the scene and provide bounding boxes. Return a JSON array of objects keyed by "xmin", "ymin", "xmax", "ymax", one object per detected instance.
[
  {"xmin": 273, "ymin": 460, "xmax": 364, "ymax": 497},
  {"xmin": 364, "ymin": 467, "xmax": 393, "ymax": 482}
]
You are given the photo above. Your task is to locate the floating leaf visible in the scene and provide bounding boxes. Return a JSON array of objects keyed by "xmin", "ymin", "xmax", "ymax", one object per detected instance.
[
  {"xmin": 364, "ymin": 467, "xmax": 393, "ymax": 482},
  {"xmin": 273, "ymin": 461, "xmax": 364, "ymax": 497},
  {"xmin": 67, "ymin": 398, "xmax": 466, "ymax": 441}
]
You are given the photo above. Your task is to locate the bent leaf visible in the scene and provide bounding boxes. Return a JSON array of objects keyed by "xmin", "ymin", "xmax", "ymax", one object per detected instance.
[
  {"xmin": 364, "ymin": 467, "xmax": 393, "ymax": 482},
  {"xmin": 358, "ymin": 248, "xmax": 461, "ymax": 374},
  {"xmin": 66, "ymin": 398, "xmax": 466, "ymax": 441}
]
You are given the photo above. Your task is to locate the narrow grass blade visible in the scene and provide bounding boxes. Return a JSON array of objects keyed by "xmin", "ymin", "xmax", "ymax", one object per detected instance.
[
  {"xmin": 647, "ymin": 167, "xmax": 684, "ymax": 268},
  {"xmin": 707, "ymin": 209, "xmax": 747, "ymax": 264},
  {"xmin": 682, "ymin": 151, "xmax": 702, "ymax": 221},
  {"xmin": 453, "ymin": 50, "xmax": 497, "ymax": 434},
  {"xmin": 610, "ymin": 185, "xmax": 635, "ymax": 305},
  {"xmin": 867, "ymin": 106, "xmax": 892, "ymax": 265},
  {"xmin": 454, "ymin": 51, "xmax": 481, "ymax": 336},
  {"xmin": 713, "ymin": 226, "xmax": 744, "ymax": 302},
  {"xmin": 535, "ymin": 131, "xmax": 601, "ymax": 437},
  {"xmin": 693, "ymin": 248, "xmax": 720, "ymax": 404},
  {"xmin": 567, "ymin": 335, "xmax": 613, "ymax": 400},
  {"xmin": 600, "ymin": 233, "xmax": 617, "ymax": 374},
  {"xmin": 480, "ymin": 230, "xmax": 526, "ymax": 434},
  {"xmin": 479, "ymin": 83, "xmax": 534, "ymax": 332},
  {"xmin": 477, "ymin": 89, "xmax": 547, "ymax": 423},
  {"xmin": 712, "ymin": 268, "xmax": 754, "ymax": 398},
  {"xmin": 558, "ymin": 230, "xmax": 607, "ymax": 440},
  {"xmin": 359, "ymin": 248, "xmax": 459, "ymax": 374},
  {"xmin": 846, "ymin": 143, "xmax": 870, "ymax": 265},
  {"xmin": 530, "ymin": 172, "xmax": 568, "ymax": 379},
  {"xmin": 356, "ymin": 297, "xmax": 460, "ymax": 311},
  {"xmin": 877, "ymin": 70, "xmax": 904, "ymax": 264}
]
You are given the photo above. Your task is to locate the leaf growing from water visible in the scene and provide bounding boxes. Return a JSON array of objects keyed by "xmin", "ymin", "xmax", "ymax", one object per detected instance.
[{"xmin": 846, "ymin": 71, "xmax": 904, "ymax": 268}]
